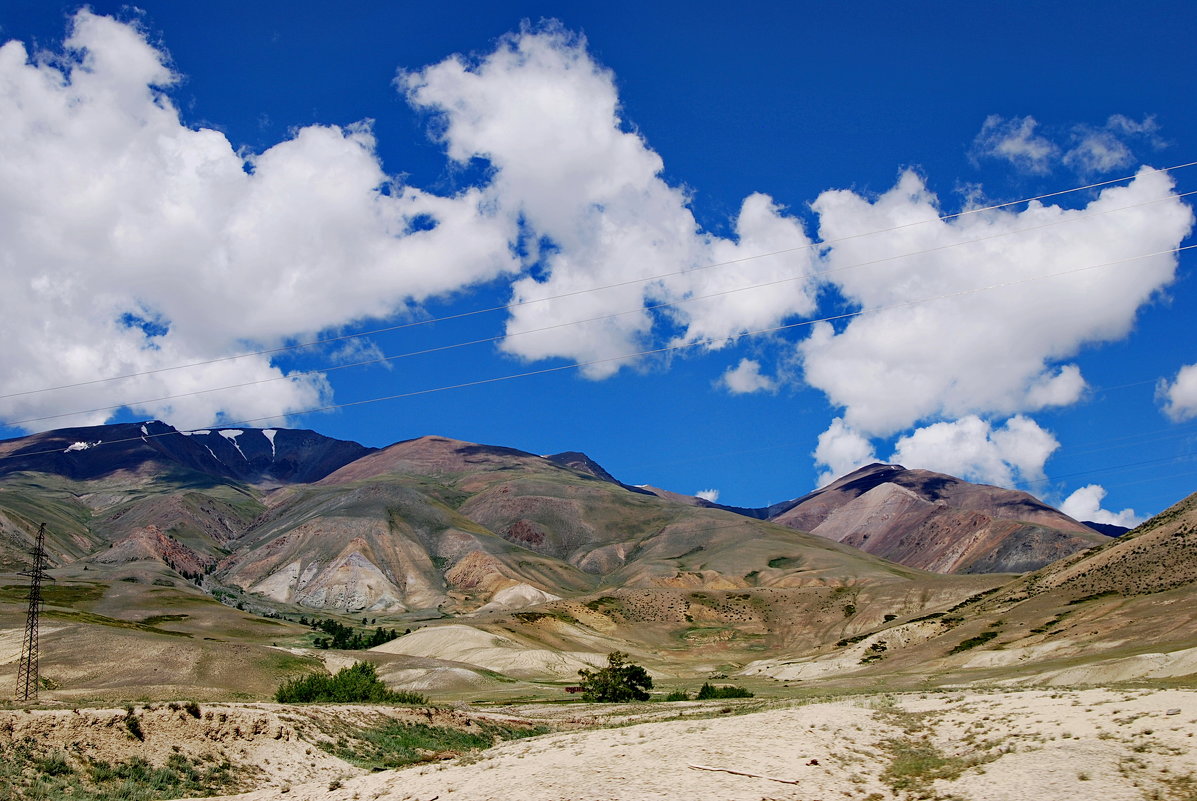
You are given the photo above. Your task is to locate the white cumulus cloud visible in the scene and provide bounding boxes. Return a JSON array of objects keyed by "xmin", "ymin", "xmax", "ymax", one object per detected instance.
[
  {"xmin": 1063, "ymin": 115, "xmax": 1164, "ymax": 175},
  {"xmin": 695, "ymin": 488, "xmax": 720, "ymax": 502},
  {"xmin": 799, "ymin": 168, "xmax": 1193, "ymax": 437},
  {"xmin": 813, "ymin": 418, "xmax": 879, "ymax": 487},
  {"xmin": 0, "ymin": 11, "xmax": 518, "ymax": 431},
  {"xmin": 1061, "ymin": 484, "xmax": 1142, "ymax": 528},
  {"xmin": 1106, "ymin": 113, "xmax": 1164, "ymax": 144},
  {"xmin": 1064, "ymin": 128, "xmax": 1134, "ymax": 174},
  {"xmin": 403, "ymin": 25, "xmax": 818, "ymax": 378},
  {"xmin": 1158, "ymin": 363, "xmax": 1197, "ymax": 422},
  {"xmin": 972, "ymin": 115, "xmax": 1059, "ymax": 174},
  {"xmin": 719, "ymin": 359, "xmax": 777, "ymax": 395},
  {"xmin": 889, "ymin": 415, "xmax": 1059, "ymax": 487},
  {"xmin": 975, "ymin": 113, "xmax": 1166, "ymax": 177}
]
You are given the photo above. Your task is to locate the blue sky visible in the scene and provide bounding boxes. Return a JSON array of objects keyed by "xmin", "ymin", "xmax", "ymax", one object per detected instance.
[{"xmin": 1, "ymin": 1, "xmax": 1195, "ymax": 523}]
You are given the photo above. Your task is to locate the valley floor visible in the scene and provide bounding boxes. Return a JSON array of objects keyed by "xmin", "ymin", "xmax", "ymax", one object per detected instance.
[
  {"xmin": 5, "ymin": 687, "xmax": 1195, "ymax": 801},
  {"xmin": 185, "ymin": 687, "xmax": 1195, "ymax": 801}
]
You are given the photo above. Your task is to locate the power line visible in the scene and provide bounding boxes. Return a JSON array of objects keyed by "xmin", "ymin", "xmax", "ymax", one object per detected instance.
[
  {"xmin": 1062, "ymin": 419, "xmax": 1197, "ymax": 459},
  {"xmin": 1023, "ymin": 452, "xmax": 1195, "ymax": 487},
  {"xmin": 618, "ymin": 417, "xmax": 1197, "ymax": 480},
  {"xmin": 7, "ymin": 187, "xmax": 1194, "ymax": 429},
  {"xmin": 2, "ymin": 160, "xmax": 1194, "ymax": 403},
  {"xmin": 1092, "ymin": 465, "xmax": 1197, "ymax": 494},
  {"xmin": 5, "ymin": 242, "xmax": 1193, "ymax": 463}
]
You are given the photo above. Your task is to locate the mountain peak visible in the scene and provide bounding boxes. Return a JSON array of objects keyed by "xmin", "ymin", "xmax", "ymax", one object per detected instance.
[
  {"xmin": 545, "ymin": 451, "xmax": 620, "ymax": 484},
  {"xmin": 764, "ymin": 463, "xmax": 1106, "ymax": 573}
]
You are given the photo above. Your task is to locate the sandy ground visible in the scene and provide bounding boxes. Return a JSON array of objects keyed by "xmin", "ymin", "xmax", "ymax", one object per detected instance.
[
  {"xmin": 182, "ymin": 688, "xmax": 1197, "ymax": 801},
  {"xmin": 0, "ymin": 626, "xmax": 62, "ymax": 665},
  {"xmin": 369, "ymin": 624, "xmax": 606, "ymax": 678}
]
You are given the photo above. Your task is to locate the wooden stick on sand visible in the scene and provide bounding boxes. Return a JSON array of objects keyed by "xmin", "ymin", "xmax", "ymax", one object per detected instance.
[{"xmin": 687, "ymin": 763, "xmax": 800, "ymax": 784}]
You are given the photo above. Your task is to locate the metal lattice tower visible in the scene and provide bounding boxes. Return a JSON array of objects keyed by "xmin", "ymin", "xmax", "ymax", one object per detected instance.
[{"xmin": 15, "ymin": 522, "xmax": 52, "ymax": 702}]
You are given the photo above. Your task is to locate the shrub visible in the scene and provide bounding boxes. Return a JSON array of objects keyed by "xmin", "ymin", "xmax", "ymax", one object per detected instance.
[
  {"xmin": 123, "ymin": 706, "xmax": 144, "ymax": 741},
  {"xmin": 948, "ymin": 630, "xmax": 998, "ymax": 654},
  {"xmin": 319, "ymin": 719, "xmax": 549, "ymax": 770},
  {"xmin": 274, "ymin": 661, "xmax": 427, "ymax": 704},
  {"xmin": 664, "ymin": 689, "xmax": 690, "ymax": 701},
  {"xmin": 695, "ymin": 682, "xmax": 753, "ymax": 699},
  {"xmin": 577, "ymin": 651, "xmax": 652, "ymax": 702}
]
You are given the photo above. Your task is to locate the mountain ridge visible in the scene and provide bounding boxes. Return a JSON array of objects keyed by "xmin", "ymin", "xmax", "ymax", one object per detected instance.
[
  {"xmin": 0, "ymin": 420, "xmax": 375, "ymax": 486},
  {"xmin": 0, "ymin": 423, "xmax": 1107, "ymax": 579}
]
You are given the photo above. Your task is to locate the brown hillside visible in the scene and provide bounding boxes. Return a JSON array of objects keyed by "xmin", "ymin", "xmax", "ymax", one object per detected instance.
[
  {"xmin": 1024, "ymin": 490, "xmax": 1197, "ymax": 598},
  {"xmin": 317, "ymin": 435, "xmax": 554, "ymax": 484},
  {"xmin": 769, "ymin": 464, "xmax": 1105, "ymax": 573},
  {"xmin": 91, "ymin": 525, "xmax": 215, "ymax": 577}
]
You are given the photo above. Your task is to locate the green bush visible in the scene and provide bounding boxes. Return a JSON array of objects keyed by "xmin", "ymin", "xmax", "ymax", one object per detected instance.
[
  {"xmin": 274, "ymin": 661, "xmax": 427, "ymax": 704},
  {"xmin": 695, "ymin": 682, "xmax": 753, "ymax": 699},
  {"xmin": 577, "ymin": 651, "xmax": 653, "ymax": 702},
  {"xmin": 664, "ymin": 689, "xmax": 690, "ymax": 701},
  {"xmin": 836, "ymin": 632, "xmax": 871, "ymax": 647},
  {"xmin": 948, "ymin": 630, "xmax": 998, "ymax": 654}
]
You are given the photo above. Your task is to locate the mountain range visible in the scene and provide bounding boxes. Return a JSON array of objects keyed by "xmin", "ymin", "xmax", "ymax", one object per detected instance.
[
  {"xmin": 0, "ymin": 421, "xmax": 1108, "ymax": 581},
  {"xmin": 0, "ymin": 420, "xmax": 1189, "ymax": 700}
]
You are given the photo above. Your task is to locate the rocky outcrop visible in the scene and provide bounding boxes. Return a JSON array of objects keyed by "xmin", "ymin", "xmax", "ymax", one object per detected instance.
[
  {"xmin": 229, "ymin": 519, "xmax": 447, "ymax": 613},
  {"xmin": 90, "ymin": 525, "xmax": 215, "ymax": 577}
]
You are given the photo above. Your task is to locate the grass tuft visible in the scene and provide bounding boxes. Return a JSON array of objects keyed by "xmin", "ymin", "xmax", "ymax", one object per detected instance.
[
  {"xmin": 320, "ymin": 719, "xmax": 551, "ymax": 771},
  {"xmin": 0, "ymin": 743, "xmax": 248, "ymax": 801}
]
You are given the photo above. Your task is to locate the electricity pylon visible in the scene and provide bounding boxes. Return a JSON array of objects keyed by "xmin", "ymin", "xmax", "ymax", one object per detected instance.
[{"xmin": 15, "ymin": 522, "xmax": 52, "ymax": 702}]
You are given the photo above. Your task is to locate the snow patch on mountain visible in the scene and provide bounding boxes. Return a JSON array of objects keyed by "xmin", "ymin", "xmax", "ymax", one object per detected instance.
[{"xmin": 219, "ymin": 429, "xmax": 247, "ymax": 460}]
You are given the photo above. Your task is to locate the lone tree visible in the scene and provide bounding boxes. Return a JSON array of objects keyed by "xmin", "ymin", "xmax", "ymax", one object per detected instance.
[{"xmin": 577, "ymin": 651, "xmax": 652, "ymax": 702}]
